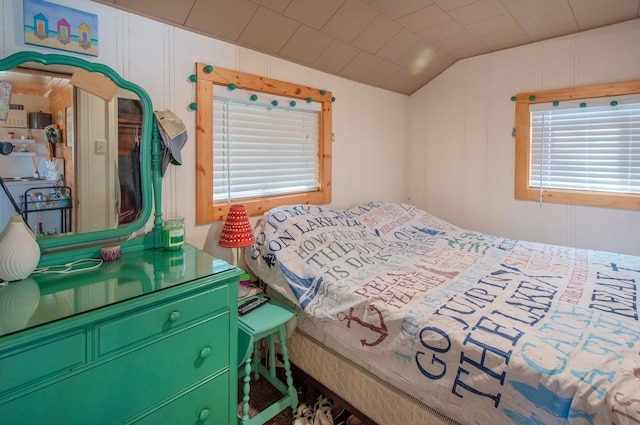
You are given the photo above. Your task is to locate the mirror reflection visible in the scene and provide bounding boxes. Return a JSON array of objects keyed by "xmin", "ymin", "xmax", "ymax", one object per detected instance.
[{"xmin": 0, "ymin": 62, "xmax": 144, "ymax": 238}]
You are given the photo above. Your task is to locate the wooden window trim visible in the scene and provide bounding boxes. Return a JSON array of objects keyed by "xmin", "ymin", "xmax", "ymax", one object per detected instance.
[
  {"xmin": 195, "ymin": 64, "xmax": 333, "ymax": 223},
  {"xmin": 514, "ymin": 79, "xmax": 640, "ymax": 210}
]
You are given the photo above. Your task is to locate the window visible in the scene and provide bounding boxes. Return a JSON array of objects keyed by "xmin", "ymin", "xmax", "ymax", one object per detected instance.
[
  {"xmin": 195, "ymin": 64, "xmax": 332, "ymax": 223},
  {"xmin": 514, "ymin": 79, "xmax": 640, "ymax": 210}
]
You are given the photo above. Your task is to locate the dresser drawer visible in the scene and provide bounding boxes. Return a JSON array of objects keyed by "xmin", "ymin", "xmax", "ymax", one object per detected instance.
[
  {"xmin": 0, "ymin": 315, "xmax": 230, "ymax": 425},
  {"xmin": 96, "ymin": 284, "xmax": 229, "ymax": 357},
  {"xmin": 132, "ymin": 373, "xmax": 230, "ymax": 425},
  {"xmin": 0, "ymin": 330, "xmax": 86, "ymax": 396}
]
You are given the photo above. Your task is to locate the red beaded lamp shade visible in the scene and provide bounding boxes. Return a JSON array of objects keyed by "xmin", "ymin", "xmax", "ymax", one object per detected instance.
[{"xmin": 218, "ymin": 204, "xmax": 255, "ymax": 248}]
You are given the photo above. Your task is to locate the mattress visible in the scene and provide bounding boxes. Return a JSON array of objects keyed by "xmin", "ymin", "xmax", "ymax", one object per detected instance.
[
  {"xmin": 246, "ymin": 201, "xmax": 640, "ymax": 425},
  {"xmin": 287, "ymin": 329, "xmax": 458, "ymax": 425}
]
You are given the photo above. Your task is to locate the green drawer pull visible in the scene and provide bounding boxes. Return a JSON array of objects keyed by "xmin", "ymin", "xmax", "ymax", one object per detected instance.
[
  {"xmin": 168, "ymin": 310, "xmax": 181, "ymax": 322},
  {"xmin": 199, "ymin": 346, "xmax": 211, "ymax": 359},
  {"xmin": 199, "ymin": 408, "xmax": 210, "ymax": 421}
]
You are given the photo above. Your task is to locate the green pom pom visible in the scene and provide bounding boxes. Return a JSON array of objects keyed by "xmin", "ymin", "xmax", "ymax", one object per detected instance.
[
  {"xmin": 306, "ymin": 97, "xmax": 313, "ymax": 103},
  {"xmin": 250, "ymin": 94, "xmax": 258, "ymax": 101},
  {"xmin": 610, "ymin": 100, "xmax": 618, "ymax": 107},
  {"xmin": 271, "ymin": 100, "xmax": 279, "ymax": 106},
  {"xmin": 552, "ymin": 101, "xmax": 559, "ymax": 107},
  {"xmin": 188, "ymin": 102, "xmax": 197, "ymax": 111},
  {"xmin": 510, "ymin": 96, "xmax": 516, "ymax": 101},
  {"xmin": 228, "ymin": 83, "xmax": 236, "ymax": 90},
  {"xmin": 529, "ymin": 95, "xmax": 536, "ymax": 101},
  {"xmin": 320, "ymin": 90, "xmax": 327, "ymax": 95},
  {"xmin": 204, "ymin": 65, "xmax": 213, "ymax": 73},
  {"xmin": 331, "ymin": 97, "xmax": 336, "ymax": 102},
  {"xmin": 289, "ymin": 101, "xmax": 296, "ymax": 107},
  {"xmin": 580, "ymin": 102, "xmax": 587, "ymax": 108},
  {"xmin": 189, "ymin": 74, "xmax": 197, "ymax": 83}
]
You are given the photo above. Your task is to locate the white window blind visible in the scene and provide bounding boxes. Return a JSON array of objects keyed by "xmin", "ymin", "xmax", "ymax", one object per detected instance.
[
  {"xmin": 529, "ymin": 95, "xmax": 640, "ymax": 194},
  {"xmin": 213, "ymin": 95, "xmax": 320, "ymax": 202}
]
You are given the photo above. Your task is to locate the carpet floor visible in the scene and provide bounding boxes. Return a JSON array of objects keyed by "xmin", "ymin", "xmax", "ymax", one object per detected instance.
[{"xmin": 237, "ymin": 366, "xmax": 369, "ymax": 425}]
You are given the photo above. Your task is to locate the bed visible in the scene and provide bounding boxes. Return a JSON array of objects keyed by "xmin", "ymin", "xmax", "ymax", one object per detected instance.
[{"xmin": 244, "ymin": 201, "xmax": 640, "ymax": 425}]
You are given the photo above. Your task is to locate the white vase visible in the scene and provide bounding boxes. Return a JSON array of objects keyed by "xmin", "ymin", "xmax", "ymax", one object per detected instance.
[
  {"xmin": 0, "ymin": 278, "xmax": 40, "ymax": 335},
  {"xmin": 0, "ymin": 215, "xmax": 41, "ymax": 282}
]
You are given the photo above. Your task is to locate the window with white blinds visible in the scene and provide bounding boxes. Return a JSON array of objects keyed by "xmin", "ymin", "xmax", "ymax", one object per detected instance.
[
  {"xmin": 529, "ymin": 95, "xmax": 640, "ymax": 195},
  {"xmin": 213, "ymin": 95, "xmax": 320, "ymax": 202}
]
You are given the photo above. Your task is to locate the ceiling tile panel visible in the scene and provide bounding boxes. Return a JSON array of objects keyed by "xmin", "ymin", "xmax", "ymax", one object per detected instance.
[
  {"xmin": 524, "ymin": 21, "xmax": 579, "ymax": 41},
  {"xmin": 279, "ymin": 25, "xmax": 333, "ymax": 65},
  {"xmin": 360, "ymin": 60, "xmax": 402, "ymax": 86},
  {"xmin": 568, "ymin": 0, "xmax": 637, "ymax": 13},
  {"xmin": 250, "ymin": 0, "xmax": 292, "ymax": 13},
  {"xmin": 352, "ymin": 13, "xmax": 403, "ymax": 53},
  {"xmin": 396, "ymin": 41, "xmax": 438, "ymax": 73},
  {"xmin": 420, "ymin": 50, "xmax": 457, "ymax": 77},
  {"xmin": 517, "ymin": 8, "xmax": 576, "ymax": 32},
  {"xmin": 339, "ymin": 51, "xmax": 384, "ymax": 80},
  {"xmin": 448, "ymin": 0, "xmax": 509, "ymax": 25},
  {"xmin": 396, "ymin": 5, "xmax": 451, "ymax": 31},
  {"xmin": 433, "ymin": 33, "xmax": 491, "ymax": 58},
  {"xmin": 574, "ymin": 2, "xmax": 639, "ymax": 29},
  {"xmin": 417, "ymin": 20, "xmax": 468, "ymax": 42},
  {"xmin": 431, "ymin": 0, "xmax": 483, "ymax": 12},
  {"xmin": 381, "ymin": 68, "xmax": 431, "ymax": 94},
  {"xmin": 311, "ymin": 39, "xmax": 361, "ymax": 74},
  {"xmin": 115, "ymin": 0, "xmax": 196, "ymax": 24},
  {"xmin": 466, "ymin": 13, "xmax": 522, "ymax": 37},
  {"xmin": 186, "ymin": 0, "xmax": 258, "ymax": 42},
  {"xmin": 95, "ymin": 0, "xmax": 639, "ymax": 94},
  {"xmin": 321, "ymin": 0, "xmax": 379, "ymax": 42},
  {"xmin": 376, "ymin": 28, "xmax": 421, "ymax": 62},
  {"xmin": 283, "ymin": 0, "xmax": 345, "ymax": 30},
  {"xmin": 503, "ymin": 0, "xmax": 570, "ymax": 19},
  {"xmin": 238, "ymin": 6, "xmax": 300, "ymax": 54},
  {"xmin": 369, "ymin": 0, "xmax": 434, "ymax": 19},
  {"xmin": 478, "ymin": 27, "xmax": 531, "ymax": 50}
]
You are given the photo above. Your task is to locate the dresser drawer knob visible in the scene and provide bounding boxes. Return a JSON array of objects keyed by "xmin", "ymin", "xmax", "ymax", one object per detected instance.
[
  {"xmin": 168, "ymin": 310, "xmax": 181, "ymax": 322},
  {"xmin": 199, "ymin": 408, "xmax": 210, "ymax": 421},
  {"xmin": 199, "ymin": 346, "xmax": 212, "ymax": 359}
]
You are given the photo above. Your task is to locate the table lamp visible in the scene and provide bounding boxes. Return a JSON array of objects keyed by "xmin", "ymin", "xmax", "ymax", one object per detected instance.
[{"xmin": 218, "ymin": 204, "xmax": 255, "ymax": 297}]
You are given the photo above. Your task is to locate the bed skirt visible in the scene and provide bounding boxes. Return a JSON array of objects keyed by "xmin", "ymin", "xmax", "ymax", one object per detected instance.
[{"xmin": 287, "ymin": 330, "xmax": 461, "ymax": 425}]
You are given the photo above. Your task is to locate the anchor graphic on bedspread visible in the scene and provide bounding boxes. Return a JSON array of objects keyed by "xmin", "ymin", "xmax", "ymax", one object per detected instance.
[{"xmin": 337, "ymin": 304, "xmax": 388, "ymax": 346}]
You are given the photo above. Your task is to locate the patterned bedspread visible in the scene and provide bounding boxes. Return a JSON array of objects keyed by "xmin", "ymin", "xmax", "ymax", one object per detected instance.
[{"xmin": 245, "ymin": 202, "xmax": 640, "ymax": 425}]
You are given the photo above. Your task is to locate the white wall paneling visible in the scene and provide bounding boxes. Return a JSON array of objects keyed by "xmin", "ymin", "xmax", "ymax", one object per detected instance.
[
  {"xmin": 410, "ymin": 19, "xmax": 640, "ymax": 256},
  {"xmin": 0, "ymin": 0, "xmax": 409, "ymax": 253}
]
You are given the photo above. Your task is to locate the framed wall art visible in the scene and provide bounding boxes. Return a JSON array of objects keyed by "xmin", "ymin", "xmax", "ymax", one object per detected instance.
[{"xmin": 23, "ymin": 0, "xmax": 99, "ymax": 56}]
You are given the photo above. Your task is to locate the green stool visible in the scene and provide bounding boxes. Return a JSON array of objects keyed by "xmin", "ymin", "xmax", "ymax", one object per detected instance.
[{"xmin": 237, "ymin": 297, "xmax": 298, "ymax": 424}]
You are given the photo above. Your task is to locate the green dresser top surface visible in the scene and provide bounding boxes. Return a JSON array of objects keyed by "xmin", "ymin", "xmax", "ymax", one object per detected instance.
[{"xmin": 0, "ymin": 244, "xmax": 236, "ymax": 338}]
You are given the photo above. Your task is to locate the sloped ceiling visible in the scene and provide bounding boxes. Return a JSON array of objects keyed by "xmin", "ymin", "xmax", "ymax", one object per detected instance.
[{"xmin": 90, "ymin": 0, "xmax": 640, "ymax": 95}]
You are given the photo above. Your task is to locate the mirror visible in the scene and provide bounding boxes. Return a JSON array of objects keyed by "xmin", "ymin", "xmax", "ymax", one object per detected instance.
[{"xmin": 0, "ymin": 51, "xmax": 156, "ymax": 253}]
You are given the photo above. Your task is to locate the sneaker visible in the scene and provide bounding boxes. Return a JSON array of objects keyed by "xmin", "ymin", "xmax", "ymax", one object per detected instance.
[
  {"xmin": 333, "ymin": 408, "xmax": 352, "ymax": 425},
  {"xmin": 292, "ymin": 403, "xmax": 314, "ymax": 425},
  {"xmin": 313, "ymin": 396, "xmax": 333, "ymax": 425}
]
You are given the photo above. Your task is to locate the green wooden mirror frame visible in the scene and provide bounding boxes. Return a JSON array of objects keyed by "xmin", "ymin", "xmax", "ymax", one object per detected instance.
[{"xmin": 0, "ymin": 51, "xmax": 163, "ymax": 263}]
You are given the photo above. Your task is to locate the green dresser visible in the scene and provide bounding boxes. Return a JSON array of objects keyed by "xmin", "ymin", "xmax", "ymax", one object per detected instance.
[{"xmin": 0, "ymin": 244, "xmax": 241, "ymax": 425}]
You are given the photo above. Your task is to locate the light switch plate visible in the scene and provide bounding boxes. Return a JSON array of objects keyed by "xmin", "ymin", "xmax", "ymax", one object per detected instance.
[{"xmin": 95, "ymin": 139, "xmax": 106, "ymax": 155}]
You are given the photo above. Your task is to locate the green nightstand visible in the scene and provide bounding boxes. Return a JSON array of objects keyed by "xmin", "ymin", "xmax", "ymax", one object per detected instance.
[{"xmin": 237, "ymin": 296, "xmax": 298, "ymax": 424}]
